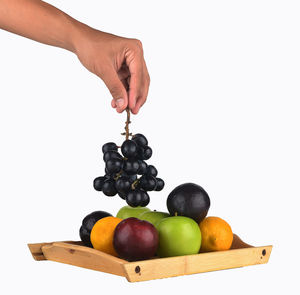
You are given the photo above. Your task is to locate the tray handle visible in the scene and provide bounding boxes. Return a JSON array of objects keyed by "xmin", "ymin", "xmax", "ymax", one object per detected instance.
[
  {"xmin": 28, "ymin": 241, "xmax": 83, "ymax": 261},
  {"xmin": 33, "ymin": 241, "xmax": 126, "ymax": 277}
]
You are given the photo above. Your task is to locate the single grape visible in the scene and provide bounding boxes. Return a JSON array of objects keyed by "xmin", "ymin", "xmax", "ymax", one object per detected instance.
[
  {"xmin": 102, "ymin": 142, "xmax": 118, "ymax": 153},
  {"xmin": 125, "ymin": 190, "xmax": 143, "ymax": 207},
  {"xmin": 155, "ymin": 178, "xmax": 165, "ymax": 191},
  {"xmin": 115, "ymin": 176, "xmax": 131, "ymax": 193},
  {"xmin": 140, "ymin": 190, "xmax": 150, "ymax": 207},
  {"xmin": 102, "ymin": 179, "xmax": 117, "ymax": 196},
  {"xmin": 93, "ymin": 176, "xmax": 106, "ymax": 191},
  {"xmin": 106, "ymin": 158, "xmax": 123, "ymax": 174},
  {"xmin": 143, "ymin": 146, "xmax": 152, "ymax": 160},
  {"xmin": 137, "ymin": 160, "xmax": 148, "ymax": 175},
  {"xmin": 137, "ymin": 146, "xmax": 152, "ymax": 160},
  {"xmin": 146, "ymin": 165, "xmax": 158, "ymax": 177},
  {"xmin": 132, "ymin": 134, "xmax": 148, "ymax": 147},
  {"xmin": 103, "ymin": 150, "xmax": 122, "ymax": 162},
  {"xmin": 121, "ymin": 140, "xmax": 138, "ymax": 158},
  {"xmin": 123, "ymin": 159, "xmax": 139, "ymax": 175},
  {"xmin": 139, "ymin": 175, "xmax": 157, "ymax": 191}
]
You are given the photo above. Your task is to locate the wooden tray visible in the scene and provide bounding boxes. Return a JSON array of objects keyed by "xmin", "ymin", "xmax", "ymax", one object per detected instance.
[{"xmin": 28, "ymin": 234, "xmax": 272, "ymax": 282}]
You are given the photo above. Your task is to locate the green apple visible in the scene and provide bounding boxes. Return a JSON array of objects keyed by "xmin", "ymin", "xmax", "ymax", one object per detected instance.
[
  {"xmin": 116, "ymin": 206, "xmax": 150, "ymax": 219},
  {"xmin": 157, "ymin": 216, "xmax": 201, "ymax": 257},
  {"xmin": 139, "ymin": 211, "xmax": 170, "ymax": 229}
]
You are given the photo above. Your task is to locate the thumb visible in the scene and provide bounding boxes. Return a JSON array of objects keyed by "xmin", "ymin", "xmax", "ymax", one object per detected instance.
[{"xmin": 101, "ymin": 68, "xmax": 128, "ymax": 113}]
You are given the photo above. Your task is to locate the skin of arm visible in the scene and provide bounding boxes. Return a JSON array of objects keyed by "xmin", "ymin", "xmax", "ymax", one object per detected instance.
[{"xmin": 0, "ymin": 0, "xmax": 150, "ymax": 114}]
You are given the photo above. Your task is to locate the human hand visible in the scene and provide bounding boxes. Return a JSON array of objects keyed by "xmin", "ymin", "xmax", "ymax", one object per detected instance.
[
  {"xmin": 73, "ymin": 26, "xmax": 150, "ymax": 114},
  {"xmin": 0, "ymin": 1, "xmax": 149, "ymax": 113}
]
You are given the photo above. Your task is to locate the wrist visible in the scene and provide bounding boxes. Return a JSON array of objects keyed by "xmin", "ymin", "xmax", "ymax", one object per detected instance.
[
  {"xmin": 67, "ymin": 18, "xmax": 96, "ymax": 55},
  {"xmin": 59, "ymin": 14, "xmax": 88, "ymax": 53}
]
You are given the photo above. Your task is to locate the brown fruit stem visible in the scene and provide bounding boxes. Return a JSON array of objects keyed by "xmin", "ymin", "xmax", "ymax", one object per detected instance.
[
  {"xmin": 131, "ymin": 179, "xmax": 139, "ymax": 190},
  {"xmin": 121, "ymin": 108, "xmax": 132, "ymax": 140}
]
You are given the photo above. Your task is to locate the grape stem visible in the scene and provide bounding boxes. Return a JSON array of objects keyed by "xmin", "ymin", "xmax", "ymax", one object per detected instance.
[
  {"xmin": 114, "ymin": 171, "xmax": 123, "ymax": 180},
  {"xmin": 121, "ymin": 108, "xmax": 132, "ymax": 140},
  {"xmin": 131, "ymin": 179, "xmax": 139, "ymax": 190}
]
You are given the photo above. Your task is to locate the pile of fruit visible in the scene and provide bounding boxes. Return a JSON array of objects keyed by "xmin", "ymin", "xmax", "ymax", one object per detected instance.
[
  {"xmin": 80, "ymin": 111, "xmax": 234, "ymax": 261},
  {"xmin": 80, "ymin": 182, "xmax": 234, "ymax": 261}
]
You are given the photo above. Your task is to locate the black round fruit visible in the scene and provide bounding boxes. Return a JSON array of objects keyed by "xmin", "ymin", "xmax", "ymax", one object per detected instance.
[
  {"xmin": 103, "ymin": 150, "xmax": 123, "ymax": 162},
  {"xmin": 115, "ymin": 176, "xmax": 131, "ymax": 193},
  {"xmin": 132, "ymin": 133, "xmax": 148, "ymax": 147},
  {"xmin": 155, "ymin": 178, "xmax": 165, "ymax": 191},
  {"xmin": 137, "ymin": 160, "xmax": 148, "ymax": 175},
  {"xmin": 140, "ymin": 191, "xmax": 150, "ymax": 207},
  {"xmin": 136, "ymin": 146, "xmax": 152, "ymax": 160},
  {"xmin": 79, "ymin": 226, "xmax": 90, "ymax": 246},
  {"xmin": 123, "ymin": 159, "xmax": 139, "ymax": 175},
  {"xmin": 93, "ymin": 176, "xmax": 106, "ymax": 191},
  {"xmin": 121, "ymin": 140, "xmax": 138, "ymax": 158},
  {"xmin": 79, "ymin": 211, "xmax": 112, "ymax": 247},
  {"xmin": 139, "ymin": 175, "xmax": 157, "ymax": 191},
  {"xmin": 106, "ymin": 158, "xmax": 123, "ymax": 174},
  {"xmin": 146, "ymin": 165, "xmax": 158, "ymax": 177},
  {"xmin": 167, "ymin": 183, "xmax": 210, "ymax": 223},
  {"xmin": 143, "ymin": 146, "xmax": 152, "ymax": 160},
  {"xmin": 102, "ymin": 179, "xmax": 117, "ymax": 196},
  {"xmin": 125, "ymin": 190, "xmax": 143, "ymax": 207},
  {"xmin": 102, "ymin": 142, "xmax": 118, "ymax": 153}
]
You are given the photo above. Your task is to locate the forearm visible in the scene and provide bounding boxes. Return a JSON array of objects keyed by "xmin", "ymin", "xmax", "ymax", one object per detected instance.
[{"xmin": 0, "ymin": 0, "xmax": 83, "ymax": 52}]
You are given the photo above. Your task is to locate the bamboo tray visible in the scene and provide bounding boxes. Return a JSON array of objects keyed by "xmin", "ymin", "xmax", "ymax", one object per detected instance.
[{"xmin": 28, "ymin": 234, "xmax": 272, "ymax": 282}]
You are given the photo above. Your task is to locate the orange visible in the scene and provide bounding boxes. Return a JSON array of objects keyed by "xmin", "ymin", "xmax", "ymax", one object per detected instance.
[
  {"xmin": 90, "ymin": 216, "xmax": 122, "ymax": 256},
  {"xmin": 199, "ymin": 217, "xmax": 233, "ymax": 252}
]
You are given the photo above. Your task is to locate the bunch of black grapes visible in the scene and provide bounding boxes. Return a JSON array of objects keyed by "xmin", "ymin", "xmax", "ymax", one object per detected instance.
[{"xmin": 93, "ymin": 134, "xmax": 165, "ymax": 207}]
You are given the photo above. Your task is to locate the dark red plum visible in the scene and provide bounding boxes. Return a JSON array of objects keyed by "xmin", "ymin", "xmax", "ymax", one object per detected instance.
[{"xmin": 113, "ymin": 217, "xmax": 159, "ymax": 261}]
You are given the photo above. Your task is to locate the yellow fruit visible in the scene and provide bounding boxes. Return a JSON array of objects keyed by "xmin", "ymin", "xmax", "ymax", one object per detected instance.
[
  {"xmin": 199, "ymin": 217, "xmax": 233, "ymax": 252},
  {"xmin": 90, "ymin": 216, "xmax": 122, "ymax": 256}
]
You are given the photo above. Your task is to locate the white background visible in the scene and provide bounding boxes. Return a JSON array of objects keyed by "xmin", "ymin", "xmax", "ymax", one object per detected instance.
[{"xmin": 0, "ymin": 0, "xmax": 299, "ymax": 293}]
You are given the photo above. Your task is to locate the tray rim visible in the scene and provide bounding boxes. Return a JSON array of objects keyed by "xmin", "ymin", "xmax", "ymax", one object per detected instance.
[{"xmin": 28, "ymin": 234, "xmax": 273, "ymax": 282}]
